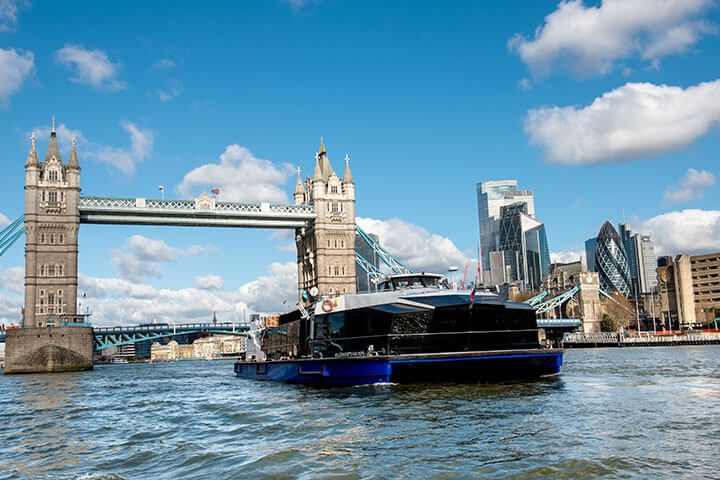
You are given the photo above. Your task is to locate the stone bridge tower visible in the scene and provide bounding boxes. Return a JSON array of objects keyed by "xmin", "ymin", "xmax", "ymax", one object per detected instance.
[
  {"xmin": 23, "ymin": 121, "xmax": 81, "ymax": 327},
  {"xmin": 295, "ymin": 140, "xmax": 356, "ymax": 300}
]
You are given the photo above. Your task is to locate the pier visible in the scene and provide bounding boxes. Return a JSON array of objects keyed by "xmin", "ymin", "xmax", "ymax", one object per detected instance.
[{"xmin": 563, "ymin": 331, "xmax": 720, "ymax": 348}]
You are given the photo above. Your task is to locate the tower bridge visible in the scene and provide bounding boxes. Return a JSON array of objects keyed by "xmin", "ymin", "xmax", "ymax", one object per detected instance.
[{"xmin": 4, "ymin": 120, "xmax": 372, "ymax": 373}]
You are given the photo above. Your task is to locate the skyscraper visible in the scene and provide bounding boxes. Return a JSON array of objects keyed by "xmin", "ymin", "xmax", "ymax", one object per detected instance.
[
  {"xmin": 477, "ymin": 181, "xmax": 535, "ymax": 267},
  {"xmin": 591, "ymin": 221, "xmax": 632, "ymax": 296},
  {"xmin": 619, "ymin": 223, "xmax": 658, "ymax": 296},
  {"xmin": 477, "ymin": 180, "xmax": 541, "ymax": 287},
  {"xmin": 492, "ymin": 201, "xmax": 550, "ymax": 291},
  {"xmin": 585, "ymin": 237, "xmax": 597, "ymax": 273}
]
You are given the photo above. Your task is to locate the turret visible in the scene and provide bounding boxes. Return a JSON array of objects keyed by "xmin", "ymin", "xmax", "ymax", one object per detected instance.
[
  {"xmin": 293, "ymin": 166, "xmax": 305, "ymax": 205},
  {"xmin": 25, "ymin": 132, "xmax": 40, "ymax": 186},
  {"xmin": 66, "ymin": 137, "xmax": 81, "ymax": 188}
]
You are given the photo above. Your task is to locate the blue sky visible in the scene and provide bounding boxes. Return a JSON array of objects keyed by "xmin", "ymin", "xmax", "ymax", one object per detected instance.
[{"xmin": 1, "ymin": 0, "xmax": 719, "ymax": 325}]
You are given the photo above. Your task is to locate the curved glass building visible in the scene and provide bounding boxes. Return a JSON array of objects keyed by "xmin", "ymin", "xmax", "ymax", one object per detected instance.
[{"xmin": 594, "ymin": 221, "xmax": 632, "ymax": 296}]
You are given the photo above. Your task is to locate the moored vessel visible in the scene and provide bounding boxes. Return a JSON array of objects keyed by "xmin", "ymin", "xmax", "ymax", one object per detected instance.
[{"xmin": 235, "ymin": 273, "xmax": 563, "ymax": 386}]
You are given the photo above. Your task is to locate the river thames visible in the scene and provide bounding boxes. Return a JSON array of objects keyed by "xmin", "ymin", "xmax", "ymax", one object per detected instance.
[{"xmin": 1, "ymin": 346, "xmax": 718, "ymax": 479}]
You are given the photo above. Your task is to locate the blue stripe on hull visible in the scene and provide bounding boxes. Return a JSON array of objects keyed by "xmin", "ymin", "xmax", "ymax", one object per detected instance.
[{"xmin": 234, "ymin": 352, "xmax": 563, "ymax": 386}]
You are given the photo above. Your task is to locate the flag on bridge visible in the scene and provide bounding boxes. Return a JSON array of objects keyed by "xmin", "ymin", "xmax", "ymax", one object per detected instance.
[
  {"xmin": 158, "ymin": 185, "xmax": 164, "ymax": 192},
  {"xmin": 468, "ymin": 286, "xmax": 477, "ymax": 310},
  {"xmin": 211, "ymin": 188, "xmax": 221, "ymax": 195}
]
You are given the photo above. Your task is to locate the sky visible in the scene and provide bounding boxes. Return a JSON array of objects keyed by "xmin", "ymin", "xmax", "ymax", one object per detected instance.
[{"xmin": 1, "ymin": 0, "xmax": 719, "ymax": 325}]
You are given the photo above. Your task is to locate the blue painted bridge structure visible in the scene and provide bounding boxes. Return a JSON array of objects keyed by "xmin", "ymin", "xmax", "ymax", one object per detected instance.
[{"xmin": 0, "ymin": 323, "xmax": 250, "ymax": 351}]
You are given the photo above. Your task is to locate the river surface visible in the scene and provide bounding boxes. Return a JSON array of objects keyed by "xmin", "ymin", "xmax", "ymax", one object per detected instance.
[{"xmin": 1, "ymin": 347, "xmax": 719, "ymax": 479}]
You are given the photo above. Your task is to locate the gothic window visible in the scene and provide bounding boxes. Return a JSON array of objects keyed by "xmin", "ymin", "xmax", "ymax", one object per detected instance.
[
  {"xmin": 327, "ymin": 240, "xmax": 331, "ymax": 248},
  {"xmin": 328, "ymin": 266, "xmax": 332, "ymax": 276},
  {"xmin": 59, "ymin": 233, "xmax": 64, "ymax": 244},
  {"xmin": 334, "ymin": 266, "xmax": 340, "ymax": 276},
  {"xmin": 61, "ymin": 192, "xmax": 65, "ymax": 202},
  {"xmin": 334, "ymin": 239, "xmax": 338, "ymax": 248},
  {"xmin": 40, "ymin": 233, "xmax": 45, "ymax": 243},
  {"xmin": 50, "ymin": 234, "xmax": 55, "ymax": 244},
  {"xmin": 342, "ymin": 288, "xmax": 346, "ymax": 293},
  {"xmin": 48, "ymin": 170, "xmax": 58, "ymax": 181},
  {"xmin": 342, "ymin": 266, "xmax": 346, "ymax": 276},
  {"xmin": 48, "ymin": 191, "xmax": 58, "ymax": 203},
  {"xmin": 48, "ymin": 293, "xmax": 55, "ymax": 305},
  {"xmin": 332, "ymin": 203, "xmax": 339, "ymax": 213},
  {"xmin": 39, "ymin": 289, "xmax": 45, "ymax": 297},
  {"xmin": 41, "ymin": 192, "xmax": 46, "ymax": 202},
  {"xmin": 330, "ymin": 185, "xmax": 338, "ymax": 194}
]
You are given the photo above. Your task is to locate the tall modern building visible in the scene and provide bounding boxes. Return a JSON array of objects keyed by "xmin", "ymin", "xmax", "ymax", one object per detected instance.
[
  {"xmin": 477, "ymin": 180, "xmax": 547, "ymax": 289},
  {"xmin": 477, "ymin": 180, "xmax": 535, "ymax": 268},
  {"xmin": 591, "ymin": 222, "xmax": 633, "ymax": 296},
  {"xmin": 584, "ymin": 237, "xmax": 597, "ymax": 273},
  {"xmin": 619, "ymin": 223, "xmax": 658, "ymax": 296},
  {"xmin": 494, "ymin": 202, "xmax": 550, "ymax": 291}
]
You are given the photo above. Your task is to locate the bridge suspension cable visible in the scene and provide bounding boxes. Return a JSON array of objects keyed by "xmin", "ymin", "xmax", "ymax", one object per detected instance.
[
  {"xmin": 0, "ymin": 216, "xmax": 24, "ymax": 258},
  {"xmin": 355, "ymin": 224, "xmax": 411, "ymax": 275}
]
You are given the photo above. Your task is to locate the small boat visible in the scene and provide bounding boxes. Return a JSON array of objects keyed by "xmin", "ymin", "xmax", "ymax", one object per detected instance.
[
  {"xmin": 111, "ymin": 357, "xmax": 129, "ymax": 364},
  {"xmin": 235, "ymin": 273, "xmax": 563, "ymax": 386}
]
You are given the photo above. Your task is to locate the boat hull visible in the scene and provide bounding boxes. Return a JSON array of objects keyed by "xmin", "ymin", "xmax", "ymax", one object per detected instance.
[{"xmin": 234, "ymin": 349, "xmax": 563, "ymax": 386}]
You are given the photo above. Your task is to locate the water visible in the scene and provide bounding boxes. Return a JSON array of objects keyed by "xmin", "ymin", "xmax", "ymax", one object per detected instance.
[{"xmin": 1, "ymin": 347, "xmax": 719, "ymax": 480}]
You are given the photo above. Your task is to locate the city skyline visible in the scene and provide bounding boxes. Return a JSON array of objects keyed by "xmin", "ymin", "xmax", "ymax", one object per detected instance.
[{"xmin": 1, "ymin": 1, "xmax": 719, "ymax": 325}]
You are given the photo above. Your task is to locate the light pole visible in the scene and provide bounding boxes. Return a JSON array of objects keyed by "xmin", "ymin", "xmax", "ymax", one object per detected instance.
[{"xmin": 448, "ymin": 266, "xmax": 458, "ymax": 289}]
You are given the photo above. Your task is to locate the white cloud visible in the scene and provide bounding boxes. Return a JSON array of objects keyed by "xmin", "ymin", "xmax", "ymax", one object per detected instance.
[
  {"xmin": 178, "ymin": 144, "xmax": 294, "ymax": 203},
  {"xmin": 0, "ymin": 266, "xmax": 23, "ymax": 293},
  {"xmin": 356, "ymin": 217, "xmax": 469, "ymax": 274},
  {"xmin": 551, "ymin": 250, "xmax": 585, "ymax": 266},
  {"xmin": 0, "ymin": 212, "xmax": 9, "ymax": 227},
  {"xmin": 153, "ymin": 58, "xmax": 176, "ymax": 70},
  {"xmin": 155, "ymin": 80, "xmax": 182, "ymax": 102},
  {"xmin": 32, "ymin": 120, "xmax": 153, "ymax": 175},
  {"xmin": 0, "ymin": 294, "xmax": 22, "ymax": 324},
  {"xmin": 195, "ymin": 274, "xmax": 224, "ymax": 290},
  {"xmin": 641, "ymin": 209, "xmax": 720, "ymax": 255},
  {"xmin": 664, "ymin": 168, "xmax": 716, "ymax": 203},
  {"xmin": 112, "ymin": 235, "xmax": 212, "ymax": 282},
  {"xmin": 525, "ymin": 80, "xmax": 720, "ymax": 164},
  {"xmin": 0, "ymin": 0, "xmax": 25, "ymax": 32},
  {"xmin": 55, "ymin": 44, "xmax": 126, "ymax": 91},
  {"xmin": 0, "ymin": 47, "xmax": 34, "ymax": 105},
  {"xmin": 510, "ymin": 0, "xmax": 715, "ymax": 77}
]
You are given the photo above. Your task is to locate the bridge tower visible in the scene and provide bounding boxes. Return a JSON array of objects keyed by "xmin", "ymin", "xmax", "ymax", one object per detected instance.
[
  {"xmin": 23, "ymin": 120, "xmax": 81, "ymax": 328},
  {"xmin": 295, "ymin": 140, "xmax": 357, "ymax": 300}
]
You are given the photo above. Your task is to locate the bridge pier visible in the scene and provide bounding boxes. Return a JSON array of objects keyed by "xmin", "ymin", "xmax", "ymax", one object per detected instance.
[{"xmin": 4, "ymin": 326, "xmax": 93, "ymax": 374}]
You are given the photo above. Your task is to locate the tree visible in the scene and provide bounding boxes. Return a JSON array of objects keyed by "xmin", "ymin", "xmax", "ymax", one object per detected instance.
[
  {"xmin": 603, "ymin": 292, "xmax": 636, "ymax": 330},
  {"xmin": 600, "ymin": 314, "xmax": 616, "ymax": 332}
]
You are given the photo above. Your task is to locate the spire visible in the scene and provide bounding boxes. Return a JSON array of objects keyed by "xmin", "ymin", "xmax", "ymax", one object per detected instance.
[
  {"xmin": 294, "ymin": 166, "xmax": 305, "ymax": 194},
  {"xmin": 318, "ymin": 138, "xmax": 335, "ymax": 179},
  {"xmin": 25, "ymin": 132, "xmax": 39, "ymax": 167},
  {"xmin": 68, "ymin": 136, "xmax": 80, "ymax": 169},
  {"xmin": 313, "ymin": 151, "xmax": 323, "ymax": 180},
  {"xmin": 44, "ymin": 118, "xmax": 62, "ymax": 163},
  {"xmin": 343, "ymin": 153, "xmax": 354, "ymax": 184}
]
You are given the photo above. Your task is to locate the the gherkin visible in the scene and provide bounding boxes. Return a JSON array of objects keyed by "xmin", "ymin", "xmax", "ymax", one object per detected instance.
[{"xmin": 594, "ymin": 221, "xmax": 632, "ymax": 297}]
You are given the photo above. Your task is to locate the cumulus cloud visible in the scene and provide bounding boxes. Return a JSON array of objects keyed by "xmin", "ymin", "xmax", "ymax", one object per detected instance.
[
  {"xmin": 195, "ymin": 274, "xmax": 224, "ymax": 290},
  {"xmin": 55, "ymin": 44, "xmax": 126, "ymax": 91},
  {"xmin": 0, "ymin": 294, "xmax": 22, "ymax": 324},
  {"xmin": 0, "ymin": 47, "xmax": 34, "ymax": 105},
  {"xmin": 112, "ymin": 235, "xmax": 212, "ymax": 282},
  {"xmin": 32, "ymin": 120, "xmax": 153, "ymax": 175},
  {"xmin": 664, "ymin": 168, "xmax": 716, "ymax": 203},
  {"xmin": 551, "ymin": 250, "xmax": 585, "ymax": 265},
  {"xmin": 0, "ymin": 212, "xmax": 9, "ymax": 226},
  {"xmin": 641, "ymin": 209, "xmax": 720, "ymax": 255},
  {"xmin": 178, "ymin": 144, "xmax": 294, "ymax": 203},
  {"xmin": 510, "ymin": 0, "xmax": 716, "ymax": 77},
  {"xmin": 356, "ymin": 217, "xmax": 469, "ymax": 274},
  {"xmin": 155, "ymin": 79, "xmax": 182, "ymax": 102},
  {"xmin": 525, "ymin": 80, "xmax": 720, "ymax": 164}
]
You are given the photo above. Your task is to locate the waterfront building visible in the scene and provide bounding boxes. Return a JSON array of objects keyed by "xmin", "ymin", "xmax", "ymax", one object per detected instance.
[
  {"xmin": 658, "ymin": 252, "xmax": 720, "ymax": 328},
  {"xmin": 590, "ymin": 221, "xmax": 632, "ymax": 297},
  {"xmin": 477, "ymin": 180, "xmax": 535, "ymax": 271},
  {"xmin": 494, "ymin": 202, "xmax": 551, "ymax": 291}
]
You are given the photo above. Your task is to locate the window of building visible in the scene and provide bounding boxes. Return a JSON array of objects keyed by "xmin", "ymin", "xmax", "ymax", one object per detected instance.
[
  {"xmin": 48, "ymin": 191, "xmax": 57, "ymax": 203},
  {"xmin": 40, "ymin": 233, "xmax": 45, "ymax": 243},
  {"xmin": 39, "ymin": 289, "xmax": 45, "ymax": 297},
  {"xmin": 59, "ymin": 234, "xmax": 64, "ymax": 244},
  {"xmin": 50, "ymin": 234, "xmax": 55, "ymax": 244},
  {"xmin": 48, "ymin": 293, "xmax": 55, "ymax": 305},
  {"xmin": 328, "ymin": 266, "xmax": 332, "ymax": 276},
  {"xmin": 330, "ymin": 185, "xmax": 338, "ymax": 194},
  {"xmin": 48, "ymin": 170, "xmax": 58, "ymax": 181}
]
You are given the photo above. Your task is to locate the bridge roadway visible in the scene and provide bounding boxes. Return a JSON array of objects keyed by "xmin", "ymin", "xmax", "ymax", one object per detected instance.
[{"xmin": 78, "ymin": 196, "xmax": 316, "ymax": 228}]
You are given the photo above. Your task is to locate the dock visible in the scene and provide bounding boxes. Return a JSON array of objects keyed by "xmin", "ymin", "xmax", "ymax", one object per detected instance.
[{"xmin": 563, "ymin": 332, "xmax": 720, "ymax": 348}]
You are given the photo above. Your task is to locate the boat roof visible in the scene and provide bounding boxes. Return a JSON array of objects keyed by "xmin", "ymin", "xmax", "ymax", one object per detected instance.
[{"xmin": 313, "ymin": 288, "xmax": 534, "ymax": 316}]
